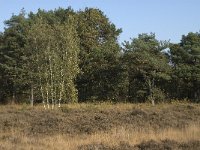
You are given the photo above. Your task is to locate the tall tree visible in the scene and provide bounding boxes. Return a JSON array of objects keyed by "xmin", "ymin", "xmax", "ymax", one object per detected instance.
[
  {"xmin": 0, "ymin": 32, "xmax": 6, "ymax": 103},
  {"xmin": 170, "ymin": 32, "xmax": 200, "ymax": 102},
  {"xmin": 123, "ymin": 33, "xmax": 171, "ymax": 105},
  {"xmin": 26, "ymin": 15, "xmax": 80, "ymax": 108},
  {"xmin": 76, "ymin": 8, "xmax": 122, "ymax": 101},
  {"xmin": 0, "ymin": 10, "xmax": 28, "ymax": 103}
]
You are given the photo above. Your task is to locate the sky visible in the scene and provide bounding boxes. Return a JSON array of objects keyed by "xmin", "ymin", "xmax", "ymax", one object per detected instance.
[{"xmin": 0, "ymin": 0, "xmax": 200, "ymax": 43}]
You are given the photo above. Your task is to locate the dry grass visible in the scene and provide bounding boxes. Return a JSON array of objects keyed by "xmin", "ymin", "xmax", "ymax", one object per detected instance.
[
  {"xmin": 0, "ymin": 124, "xmax": 199, "ymax": 150},
  {"xmin": 61, "ymin": 124, "xmax": 200, "ymax": 149},
  {"xmin": 0, "ymin": 102, "xmax": 200, "ymax": 149},
  {"xmin": 0, "ymin": 101, "xmax": 196, "ymax": 112}
]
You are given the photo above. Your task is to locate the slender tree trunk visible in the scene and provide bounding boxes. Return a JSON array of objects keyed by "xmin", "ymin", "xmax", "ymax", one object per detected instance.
[
  {"xmin": 12, "ymin": 92, "xmax": 15, "ymax": 104},
  {"xmin": 36, "ymin": 52, "xmax": 47, "ymax": 109},
  {"xmin": 147, "ymin": 78, "xmax": 155, "ymax": 106},
  {"xmin": 41, "ymin": 86, "xmax": 46, "ymax": 109},
  {"xmin": 49, "ymin": 56, "xmax": 54, "ymax": 109},
  {"xmin": 39, "ymin": 73, "xmax": 46, "ymax": 109},
  {"xmin": 59, "ymin": 78, "xmax": 64, "ymax": 108},
  {"xmin": 30, "ymin": 85, "xmax": 34, "ymax": 107},
  {"xmin": 128, "ymin": 73, "xmax": 131, "ymax": 101},
  {"xmin": 194, "ymin": 85, "xmax": 200, "ymax": 102},
  {"xmin": 46, "ymin": 83, "xmax": 49, "ymax": 109},
  {"xmin": 58, "ymin": 98, "xmax": 61, "ymax": 108},
  {"xmin": 151, "ymin": 96, "xmax": 155, "ymax": 106},
  {"xmin": 54, "ymin": 86, "xmax": 57, "ymax": 107}
]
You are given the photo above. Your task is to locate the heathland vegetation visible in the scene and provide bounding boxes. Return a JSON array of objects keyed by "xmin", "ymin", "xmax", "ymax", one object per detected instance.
[{"xmin": 0, "ymin": 103, "xmax": 200, "ymax": 149}]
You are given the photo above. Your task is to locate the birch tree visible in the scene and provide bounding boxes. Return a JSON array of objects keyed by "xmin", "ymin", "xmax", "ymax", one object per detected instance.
[{"xmin": 26, "ymin": 16, "xmax": 79, "ymax": 108}]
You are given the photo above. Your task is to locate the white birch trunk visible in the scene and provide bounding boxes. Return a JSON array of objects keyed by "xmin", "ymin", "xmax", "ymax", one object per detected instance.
[{"xmin": 46, "ymin": 83, "xmax": 50, "ymax": 109}]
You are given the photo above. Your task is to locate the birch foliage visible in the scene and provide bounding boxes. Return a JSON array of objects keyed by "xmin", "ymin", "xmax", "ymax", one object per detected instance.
[{"xmin": 26, "ymin": 16, "xmax": 79, "ymax": 108}]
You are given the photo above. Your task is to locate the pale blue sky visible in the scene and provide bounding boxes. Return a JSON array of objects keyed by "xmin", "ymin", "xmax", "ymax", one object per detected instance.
[{"xmin": 0, "ymin": 0, "xmax": 200, "ymax": 43}]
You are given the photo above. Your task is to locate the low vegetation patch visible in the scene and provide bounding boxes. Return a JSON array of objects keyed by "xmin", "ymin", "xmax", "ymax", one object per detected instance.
[{"xmin": 0, "ymin": 102, "xmax": 199, "ymax": 149}]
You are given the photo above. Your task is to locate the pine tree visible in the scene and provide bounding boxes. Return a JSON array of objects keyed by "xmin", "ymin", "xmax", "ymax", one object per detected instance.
[
  {"xmin": 123, "ymin": 33, "xmax": 171, "ymax": 105},
  {"xmin": 0, "ymin": 10, "xmax": 27, "ymax": 103},
  {"xmin": 170, "ymin": 32, "xmax": 200, "ymax": 102}
]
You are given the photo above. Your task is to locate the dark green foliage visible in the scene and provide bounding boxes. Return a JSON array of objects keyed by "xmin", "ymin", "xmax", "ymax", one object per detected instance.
[
  {"xmin": 76, "ymin": 8, "xmax": 123, "ymax": 101},
  {"xmin": 123, "ymin": 33, "xmax": 171, "ymax": 104},
  {"xmin": 170, "ymin": 32, "xmax": 200, "ymax": 102},
  {"xmin": 0, "ymin": 7, "xmax": 199, "ymax": 104},
  {"xmin": 0, "ymin": 10, "xmax": 28, "ymax": 103}
]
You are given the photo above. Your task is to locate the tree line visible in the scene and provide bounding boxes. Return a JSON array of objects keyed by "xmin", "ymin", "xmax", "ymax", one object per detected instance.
[{"xmin": 0, "ymin": 7, "xmax": 199, "ymax": 106}]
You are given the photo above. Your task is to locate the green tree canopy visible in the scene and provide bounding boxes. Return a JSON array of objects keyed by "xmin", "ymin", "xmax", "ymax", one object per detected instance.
[
  {"xmin": 170, "ymin": 32, "xmax": 200, "ymax": 101},
  {"xmin": 123, "ymin": 33, "xmax": 171, "ymax": 104},
  {"xmin": 0, "ymin": 10, "xmax": 28, "ymax": 103},
  {"xmin": 76, "ymin": 8, "xmax": 122, "ymax": 101}
]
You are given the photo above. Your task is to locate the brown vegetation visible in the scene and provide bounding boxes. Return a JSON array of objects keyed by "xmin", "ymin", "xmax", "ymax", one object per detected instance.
[{"xmin": 0, "ymin": 102, "xmax": 200, "ymax": 149}]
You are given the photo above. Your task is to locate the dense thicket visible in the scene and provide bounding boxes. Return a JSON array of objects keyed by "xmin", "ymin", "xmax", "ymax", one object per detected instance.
[{"xmin": 0, "ymin": 7, "xmax": 199, "ymax": 105}]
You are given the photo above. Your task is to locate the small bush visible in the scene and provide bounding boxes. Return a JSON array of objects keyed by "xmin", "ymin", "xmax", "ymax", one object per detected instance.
[{"xmin": 148, "ymin": 87, "xmax": 166, "ymax": 104}]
